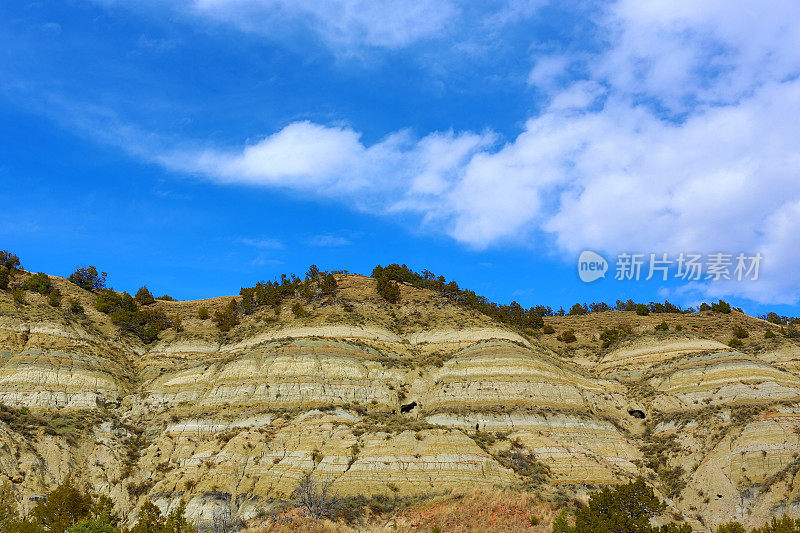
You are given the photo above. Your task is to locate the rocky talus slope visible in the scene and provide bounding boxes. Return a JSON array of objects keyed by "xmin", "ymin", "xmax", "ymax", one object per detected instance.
[{"xmin": 1, "ymin": 272, "xmax": 800, "ymax": 531}]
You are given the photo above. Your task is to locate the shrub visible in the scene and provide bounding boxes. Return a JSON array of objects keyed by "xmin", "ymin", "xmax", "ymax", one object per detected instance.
[
  {"xmin": 155, "ymin": 295, "xmax": 174, "ymax": 301},
  {"xmin": 729, "ymin": 337, "xmax": 744, "ymax": 349},
  {"xmin": 563, "ymin": 477, "xmax": 692, "ymax": 533},
  {"xmin": 765, "ymin": 330, "xmax": 777, "ymax": 339},
  {"xmin": 306, "ymin": 264, "xmax": 321, "ymax": 281},
  {"xmin": 655, "ymin": 321, "xmax": 669, "ymax": 331},
  {"xmin": 68, "ymin": 267, "xmax": 106, "ymax": 292},
  {"xmin": 47, "ymin": 289, "xmax": 62, "ymax": 308},
  {"xmin": 0, "ymin": 251, "xmax": 20, "ymax": 270},
  {"xmin": 0, "ymin": 267, "xmax": 9, "ymax": 291},
  {"xmin": 197, "ymin": 307, "xmax": 210, "ymax": 320},
  {"xmin": 11, "ymin": 288, "xmax": 25, "ymax": 306},
  {"xmin": 494, "ymin": 449, "xmax": 549, "ymax": 485},
  {"xmin": 569, "ymin": 303, "xmax": 588, "ymax": 315},
  {"xmin": 130, "ymin": 499, "xmax": 191, "ymax": 533},
  {"xmin": 68, "ymin": 298, "xmax": 84, "ymax": 314},
  {"xmin": 711, "ymin": 300, "xmax": 732, "ymax": 314},
  {"xmin": 542, "ymin": 324, "xmax": 555, "ymax": 334},
  {"xmin": 134, "ymin": 286, "xmax": 155, "ymax": 305},
  {"xmin": 752, "ymin": 516, "xmax": 800, "ymax": 533},
  {"xmin": 732, "ymin": 325, "xmax": 749, "ymax": 339},
  {"xmin": 291, "ymin": 302, "xmax": 310, "ymax": 318},
  {"xmin": 557, "ymin": 329, "xmax": 577, "ymax": 343},
  {"xmin": 29, "ymin": 478, "xmax": 93, "ymax": 533},
  {"xmin": 599, "ymin": 324, "xmax": 633, "ymax": 348},
  {"xmin": 320, "ymin": 273, "xmax": 338, "ymax": 295},
  {"xmin": 212, "ymin": 299, "xmax": 239, "ymax": 332},
  {"xmin": 376, "ymin": 278, "xmax": 401, "ymax": 304},
  {"xmin": 94, "ymin": 290, "xmax": 169, "ymax": 343},
  {"xmin": 635, "ymin": 304, "xmax": 650, "ymax": 316},
  {"xmin": 293, "ymin": 473, "xmax": 340, "ymax": 520},
  {"xmin": 716, "ymin": 523, "xmax": 747, "ymax": 533},
  {"xmin": 172, "ymin": 315, "xmax": 183, "ymax": 333},
  {"xmin": 23, "ymin": 272, "xmax": 53, "ymax": 295}
]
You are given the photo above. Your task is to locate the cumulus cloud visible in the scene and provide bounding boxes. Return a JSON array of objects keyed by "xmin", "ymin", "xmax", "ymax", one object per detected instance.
[{"xmin": 123, "ymin": 0, "xmax": 800, "ymax": 304}]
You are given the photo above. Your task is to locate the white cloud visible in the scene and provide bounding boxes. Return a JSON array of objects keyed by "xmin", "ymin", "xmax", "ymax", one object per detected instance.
[
  {"xmin": 307, "ymin": 234, "xmax": 351, "ymax": 247},
  {"xmin": 86, "ymin": 0, "xmax": 800, "ymax": 305},
  {"xmin": 237, "ymin": 237, "xmax": 284, "ymax": 249},
  {"xmin": 188, "ymin": 0, "xmax": 458, "ymax": 51}
]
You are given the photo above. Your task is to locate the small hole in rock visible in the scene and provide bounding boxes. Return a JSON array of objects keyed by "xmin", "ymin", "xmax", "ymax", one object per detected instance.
[
  {"xmin": 400, "ymin": 402, "xmax": 417, "ymax": 413},
  {"xmin": 628, "ymin": 409, "xmax": 646, "ymax": 419}
]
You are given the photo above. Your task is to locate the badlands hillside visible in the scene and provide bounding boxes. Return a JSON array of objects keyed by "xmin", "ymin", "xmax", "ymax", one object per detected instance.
[{"xmin": 1, "ymin": 258, "xmax": 800, "ymax": 531}]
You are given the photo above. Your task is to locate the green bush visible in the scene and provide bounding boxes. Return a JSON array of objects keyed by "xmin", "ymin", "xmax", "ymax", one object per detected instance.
[
  {"xmin": 155, "ymin": 295, "xmax": 174, "ymax": 301},
  {"xmin": 765, "ymin": 330, "xmax": 777, "ymax": 339},
  {"xmin": 557, "ymin": 329, "xmax": 577, "ymax": 343},
  {"xmin": 635, "ymin": 304, "xmax": 650, "ymax": 316},
  {"xmin": 717, "ymin": 522, "xmax": 747, "ymax": 533},
  {"xmin": 376, "ymin": 278, "xmax": 401, "ymax": 304},
  {"xmin": 559, "ymin": 477, "xmax": 692, "ymax": 533},
  {"xmin": 542, "ymin": 324, "xmax": 555, "ymax": 334},
  {"xmin": 94, "ymin": 290, "xmax": 169, "ymax": 343},
  {"xmin": 320, "ymin": 273, "xmax": 338, "ymax": 295},
  {"xmin": 212, "ymin": 299, "xmax": 239, "ymax": 332},
  {"xmin": 23, "ymin": 273, "xmax": 53, "ymax": 295},
  {"xmin": 68, "ymin": 266, "xmax": 106, "ymax": 292},
  {"xmin": 0, "ymin": 251, "xmax": 20, "ymax": 270},
  {"xmin": 711, "ymin": 300, "xmax": 732, "ymax": 314},
  {"xmin": 11, "ymin": 288, "xmax": 25, "ymax": 306},
  {"xmin": 599, "ymin": 324, "xmax": 633, "ymax": 348},
  {"xmin": 197, "ymin": 307, "xmax": 210, "ymax": 320},
  {"xmin": 68, "ymin": 298, "xmax": 84, "ymax": 314},
  {"xmin": 292, "ymin": 302, "xmax": 310, "ymax": 318},
  {"xmin": 569, "ymin": 303, "xmax": 588, "ymax": 315},
  {"xmin": 48, "ymin": 288, "xmax": 62, "ymax": 308},
  {"xmin": 0, "ymin": 267, "xmax": 9, "ymax": 291},
  {"xmin": 729, "ymin": 337, "xmax": 744, "ymax": 349},
  {"xmin": 752, "ymin": 516, "xmax": 800, "ymax": 533},
  {"xmin": 134, "ymin": 286, "xmax": 155, "ymax": 305},
  {"xmin": 732, "ymin": 325, "xmax": 749, "ymax": 339},
  {"xmin": 655, "ymin": 321, "xmax": 669, "ymax": 331}
]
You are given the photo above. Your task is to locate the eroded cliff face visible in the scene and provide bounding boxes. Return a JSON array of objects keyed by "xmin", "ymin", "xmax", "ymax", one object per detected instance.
[{"xmin": 1, "ymin": 272, "xmax": 800, "ymax": 531}]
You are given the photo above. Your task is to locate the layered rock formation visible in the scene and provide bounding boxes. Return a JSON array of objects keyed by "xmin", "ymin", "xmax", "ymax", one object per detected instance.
[{"xmin": 1, "ymin": 272, "xmax": 799, "ymax": 531}]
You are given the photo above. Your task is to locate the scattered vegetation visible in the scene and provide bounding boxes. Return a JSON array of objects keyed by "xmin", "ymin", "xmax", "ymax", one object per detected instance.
[
  {"xmin": 719, "ymin": 516, "xmax": 800, "ymax": 533},
  {"xmin": 372, "ymin": 264, "xmax": 544, "ymax": 328},
  {"xmin": 0, "ymin": 476, "xmax": 194, "ymax": 533},
  {"xmin": 212, "ymin": 299, "xmax": 240, "ymax": 332},
  {"xmin": 320, "ymin": 273, "xmax": 338, "ymax": 295},
  {"xmin": 68, "ymin": 266, "xmax": 106, "ymax": 292},
  {"xmin": 600, "ymin": 324, "xmax": 634, "ymax": 348},
  {"xmin": 22, "ymin": 272, "xmax": 53, "ymax": 295},
  {"xmin": 197, "ymin": 306, "xmax": 210, "ymax": 320},
  {"xmin": 94, "ymin": 289, "xmax": 170, "ymax": 343},
  {"xmin": 134, "ymin": 286, "xmax": 155, "ymax": 305}
]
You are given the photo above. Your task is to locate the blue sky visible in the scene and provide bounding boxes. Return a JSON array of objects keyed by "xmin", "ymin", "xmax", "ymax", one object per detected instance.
[{"xmin": 3, "ymin": 1, "xmax": 800, "ymax": 317}]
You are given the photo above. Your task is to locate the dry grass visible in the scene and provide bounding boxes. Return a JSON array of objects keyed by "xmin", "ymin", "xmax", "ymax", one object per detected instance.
[{"xmin": 244, "ymin": 488, "xmax": 555, "ymax": 533}]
